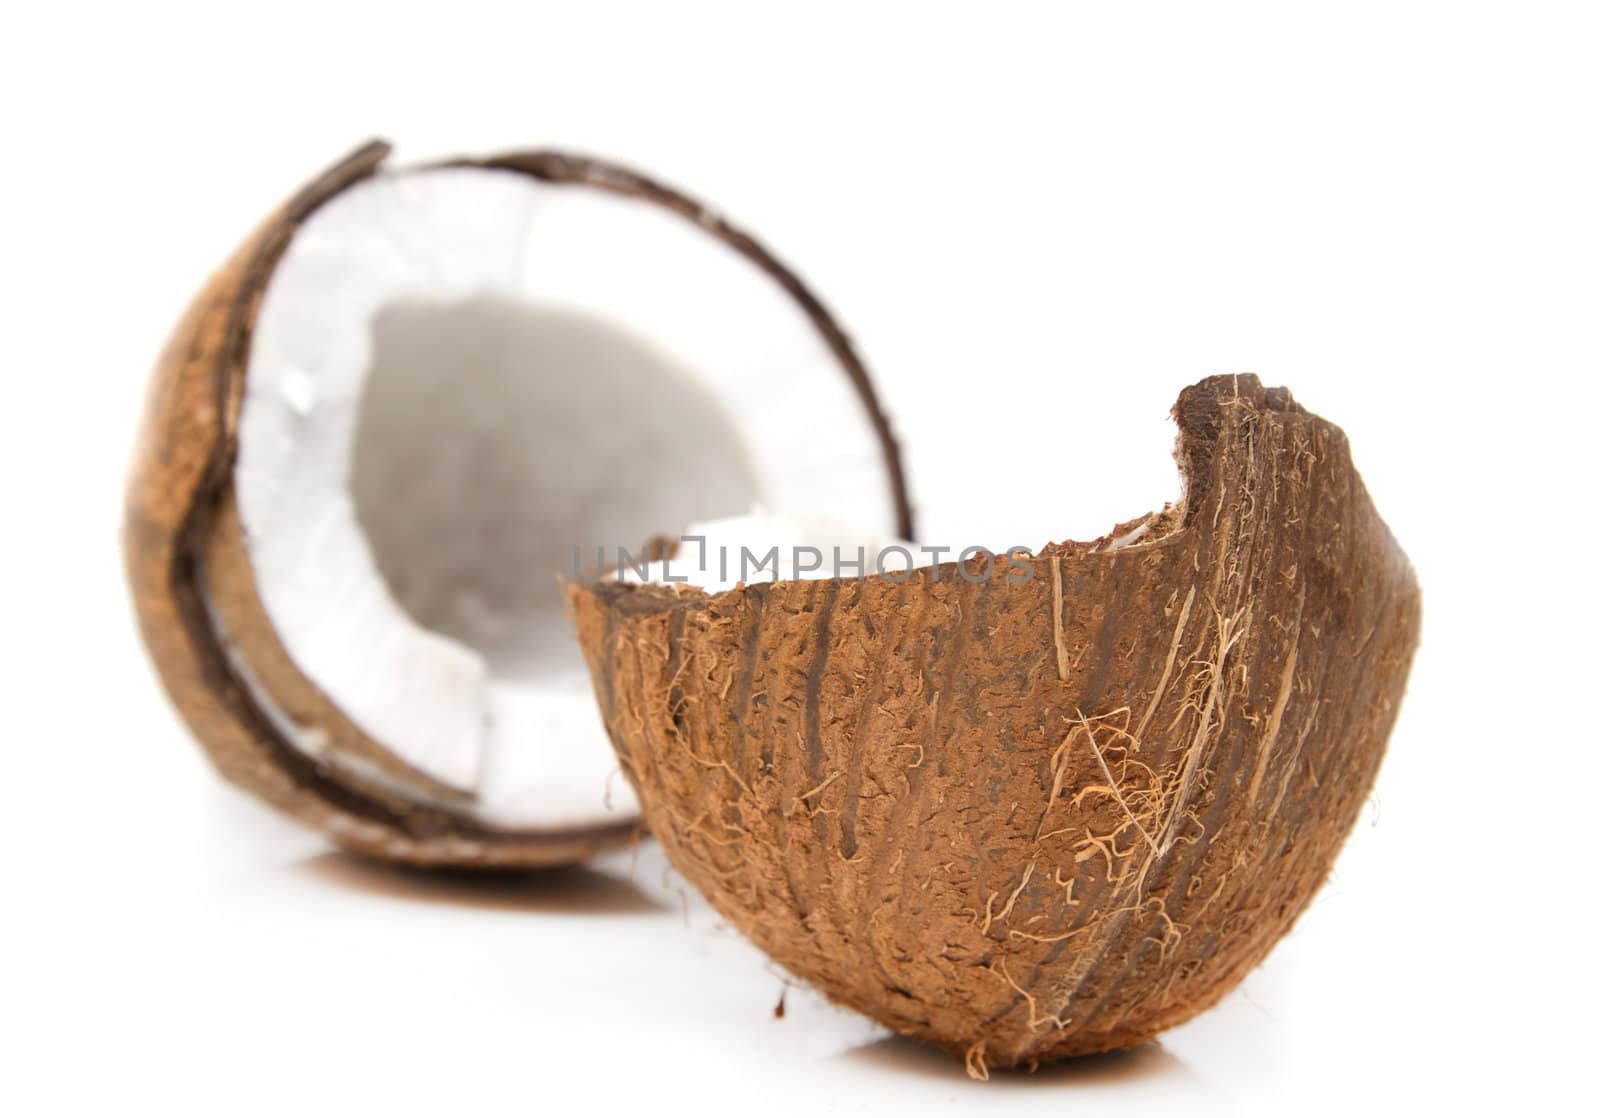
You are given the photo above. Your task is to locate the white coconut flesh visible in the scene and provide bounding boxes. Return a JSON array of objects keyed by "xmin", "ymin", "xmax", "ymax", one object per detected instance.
[
  {"xmin": 233, "ymin": 166, "xmax": 901, "ymax": 830},
  {"xmin": 614, "ymin": 510, "xmax": 1167, "ymax": 595},
  {"xmin": 614, "ymin": 512, "xmax": 917, "ymax": 593}
]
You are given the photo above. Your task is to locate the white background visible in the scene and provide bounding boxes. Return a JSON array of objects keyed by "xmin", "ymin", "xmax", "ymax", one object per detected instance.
[{"xmin": 4, "ymin": 3, "xmax": 1596, "ymax": 1114}]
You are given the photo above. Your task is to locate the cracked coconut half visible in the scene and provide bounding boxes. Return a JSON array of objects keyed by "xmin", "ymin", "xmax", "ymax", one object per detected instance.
[
  {"xmin": 124, "ymin": 140, "xmax": 911, "ymax": 867},
  {"xmin": 568, "ymin": 374, "xmax": 1420, "ymax": 1073}
]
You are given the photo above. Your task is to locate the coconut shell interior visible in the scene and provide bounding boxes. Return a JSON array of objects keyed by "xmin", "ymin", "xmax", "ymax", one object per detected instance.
[
  {"xmin": 568, "ymin": 374, "xmax": 1420, "ymax": 1070},
  {"xmin": 123, "ymin": 139, "xmax": 913, "ymax": 867}
]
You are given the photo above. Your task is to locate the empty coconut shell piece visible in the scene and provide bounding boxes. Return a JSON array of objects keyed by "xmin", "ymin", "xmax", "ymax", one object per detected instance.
[
  {"xmin": 568, "ymin": 375, "xmax": 1420, "ymax": 1072},
  {"xmin": 123, "ymin": 139, "xmax": 911, "ymax": 867}
]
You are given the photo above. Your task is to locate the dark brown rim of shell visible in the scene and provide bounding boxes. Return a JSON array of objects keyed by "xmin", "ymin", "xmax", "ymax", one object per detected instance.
[
  {"xmin": 123, "ymin": 138, "xmax": 915, "ymax": 868},
  {"xmin": 567, "ymin": 374, "xmax": 1421, "ymax": 1072}
]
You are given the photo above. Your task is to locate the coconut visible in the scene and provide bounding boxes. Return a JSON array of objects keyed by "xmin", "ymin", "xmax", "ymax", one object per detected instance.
[
  {"xmin": 123, "ymin": 139, "xmax": 912, "ymax": 867},
  {"xmin": 567, "ymin": 374, "xmax": 1420, "ymax": 1073}
]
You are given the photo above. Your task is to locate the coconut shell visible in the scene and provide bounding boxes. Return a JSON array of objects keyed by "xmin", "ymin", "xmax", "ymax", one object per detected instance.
[
  {"xmin": 567, "ymin": 375, "xmax": 1420, "ymax": 1071},
  {"xmin": 123, "ymin": 138, "xmax": 913, "ymax": 868}
]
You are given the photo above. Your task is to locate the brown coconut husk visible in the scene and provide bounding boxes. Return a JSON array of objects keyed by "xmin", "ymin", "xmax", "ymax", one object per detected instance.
[
  {"xmin": 123, "ymin": 139, "xmax": 913, "ymax": 868},
  {"xmin": 568, "ymin": 374, "xmax": 1420, "ymax": 1071}
]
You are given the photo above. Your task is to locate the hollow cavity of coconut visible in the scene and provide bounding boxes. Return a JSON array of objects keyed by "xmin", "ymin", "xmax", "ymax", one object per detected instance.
[
  {"xmin": 123, "ymin": 139, "xmax": 910, "ymax": 867},
  {"xmin": 569, "ymin": 375, "xmax": 1419, "ymax": 1072}
]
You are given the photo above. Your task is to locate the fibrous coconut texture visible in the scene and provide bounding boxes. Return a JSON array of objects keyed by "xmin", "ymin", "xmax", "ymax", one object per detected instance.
[
  {"xmin": 568, "ymin": 375, "xmax": 1420, "ymax": 1074},
  {"xmin": 123, "ymin": 139, "xmax": 910, "ymax": 867}
]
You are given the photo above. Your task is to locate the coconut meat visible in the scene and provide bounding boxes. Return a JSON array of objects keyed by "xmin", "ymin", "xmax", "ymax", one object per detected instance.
[
  {"xmin": 612, "ymin": 507, "xmax": 1186, "ymax": 594},
  {"xmin": 233, "ymin": 166, "xmax": 900, "ymax": 829},
  {"xmin": 614, "ymin": 511, "xmax": 916, "ymax": 591}
]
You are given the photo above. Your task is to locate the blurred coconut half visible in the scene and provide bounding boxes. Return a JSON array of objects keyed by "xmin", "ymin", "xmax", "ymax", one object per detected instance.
[{"xmin": 123, "ymin": 139, "xmax": 912, "ymax": 867}]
